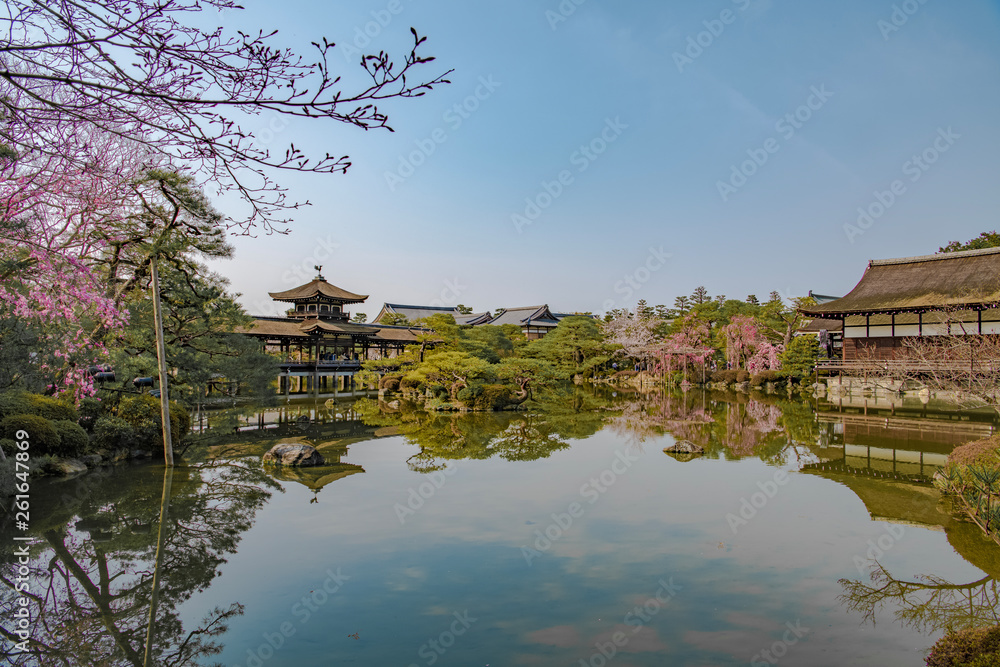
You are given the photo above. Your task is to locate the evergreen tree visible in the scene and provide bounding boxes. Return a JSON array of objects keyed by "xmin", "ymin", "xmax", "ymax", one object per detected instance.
[{"xmin": 939, "ymin": 231, "xmax": 1000, "ymax": 253}]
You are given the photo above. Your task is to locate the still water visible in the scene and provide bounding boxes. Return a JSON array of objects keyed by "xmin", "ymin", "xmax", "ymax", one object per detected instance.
[{"xmin": 7, "ymin": 388, "xmax": 1000, "ymax": 666}]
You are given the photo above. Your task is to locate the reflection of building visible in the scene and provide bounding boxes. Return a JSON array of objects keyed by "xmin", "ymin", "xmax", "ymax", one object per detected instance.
[
  {"xmin": 805, "ymin": 405, "xmax": 994, "ymax": 482},
  {"xmin": 801, "ymin": 247, "xmax": 1000, "ymax": 361},
  {"xmin": 803, "ymin": 454, "xmax": 1000, "ymax": 580}
]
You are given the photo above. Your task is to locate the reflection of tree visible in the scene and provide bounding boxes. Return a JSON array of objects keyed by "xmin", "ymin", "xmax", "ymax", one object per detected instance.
[
  {"xmin": 605, "ymin": 391, "xmax": 822, "ymax": 465},
  {"xmin": 839, "ymin": 561, "xmax": 1000, "ymax": 634},
  {"xmin": 0, "ymin": 460, "xmax": 278, "ymax": 665},
  {"xmin": 355, "ymin": 387, "xmax": 608, "ymax": 471}
]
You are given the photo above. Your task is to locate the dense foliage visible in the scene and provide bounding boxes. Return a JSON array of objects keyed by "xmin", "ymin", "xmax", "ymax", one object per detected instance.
[{"xmin": 362, "ymin": 314, "xmax": 608, "ymax": 410}]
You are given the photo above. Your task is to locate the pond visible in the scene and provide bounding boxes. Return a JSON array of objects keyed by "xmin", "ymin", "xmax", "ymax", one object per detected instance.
[{"xmin": 5, "ymin": 388, "xmax": 1000, "ymax": 666}]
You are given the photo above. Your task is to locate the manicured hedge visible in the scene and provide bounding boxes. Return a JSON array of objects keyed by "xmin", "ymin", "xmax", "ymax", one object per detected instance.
[
  {"xmin": 51, "ymin": 420, "xmax": 92, "ymax": 458},
  {"xmin": 0, "ymin": 391, "xmax": 77, "ymax": 422},
  {"xmin": 750, "ymin": 370, "xmax": 784, "ymax": 386},
  {"xmin": 0, "ymin": 414, "xmax": 60, "ymax": 453}
]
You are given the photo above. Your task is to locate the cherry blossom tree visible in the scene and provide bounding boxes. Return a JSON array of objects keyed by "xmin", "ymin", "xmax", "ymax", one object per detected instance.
[
  {"xmin": 0, "ymin": 0, "xmax": 450, "ymax": 233},
  {"xmin": 0, "ymin": 121, "xmax": 143, "ymax": 398},
  {"xmin": 602, "ymin": 308, "xmax": 659, "ymax": 360},
  {"xmin": 721, "ymin": 315, "xmax": 782, "ymax": 372},
  {"xmin": 651, "ymin": 313, "xmax": 714, "ymax": 377}
]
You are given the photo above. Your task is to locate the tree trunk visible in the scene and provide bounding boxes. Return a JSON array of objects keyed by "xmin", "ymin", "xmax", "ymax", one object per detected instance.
[{"xmin": 507, "ymin": 380, "xmax": 531, "ymax": 406}]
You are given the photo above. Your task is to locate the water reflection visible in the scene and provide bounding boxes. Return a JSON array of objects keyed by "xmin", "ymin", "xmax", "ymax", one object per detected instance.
[
  {"xmin": 0, "ymin": 460, "xmax": 277, "ymax": 665},
  {"xmin": 842, "ymin": 558, "xmax": 1000, "ymax": 634},
  {"xmin": 8, "ymin": 388, "xmax": 1000, "ymax": 665},
  {"xmin": 353, "ymin": 386, "xmax": 609, "ymax": 471}
]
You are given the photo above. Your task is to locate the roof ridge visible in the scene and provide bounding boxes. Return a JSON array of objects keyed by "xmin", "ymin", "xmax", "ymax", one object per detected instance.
[
  {"xmin": 871, "ymin": 246, "xmax": 1000, "ymax": 266},
  {"xmin": 386, "ymin": 303, "xmax": 459, "ymax": 311}
]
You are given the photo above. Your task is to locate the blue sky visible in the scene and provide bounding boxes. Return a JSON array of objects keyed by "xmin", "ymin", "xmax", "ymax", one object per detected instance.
[{"xmin": 209, "ymin": 0, "xmax": 1000, "ymax": 318}]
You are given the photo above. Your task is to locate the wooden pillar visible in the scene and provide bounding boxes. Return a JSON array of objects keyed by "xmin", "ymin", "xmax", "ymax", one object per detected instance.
[{"xmin": 313, "ymin": 338, "xmax": 319, "ymax": 397}]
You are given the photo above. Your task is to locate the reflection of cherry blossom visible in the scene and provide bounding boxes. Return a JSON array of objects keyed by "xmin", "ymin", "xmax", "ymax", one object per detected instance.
[
  {"xmin": 746, "ymin": 400, "xmax": 781, "ymax": 434},
  {"xmin": 723, "ymin": 399, "xmax": 783, "ymax": 456},
  {"xmin": 606, "ymin": 392, "xmax": 715, "ymax": 449}
]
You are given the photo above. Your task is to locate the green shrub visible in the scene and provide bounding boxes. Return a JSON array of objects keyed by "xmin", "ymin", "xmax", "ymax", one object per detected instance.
[
  {"xmin": 480, "ymin": 384, "xmax": 514, "ymax": 410},
  {"xmin": 379, "ymin": 374, "xmax": 402, "ymax": 392},
  {"xmin": 459, "ymin": 384, "xmax": 515, "ymax": 411},
  {"xmin": 51, "ymin": 420, "xmax": 91, "ymax": 458},
  {"xmin": 0, "ymin": 438, "xmax": 14, "ymax": 457},
  {"xmin": 115, "ymin": 395, "xmax": 190, "ymax": 448},
  {"xmin": 711, "ymin": 370, "xmax": 737, "ymax": 384},
  {"xmin": 456, "ymin": 383, "xmax": 483, "ymax": 404},
  {"xmin": 779, "ymin": 335, "xmax": 820, "ymax": 378},
  {"xmin": 27, "ymin": 394, "xmax": 77, "ymax": 422},
  {"xmin": 751, "ymin": 370, "xmax": 784, "ymax": 386},
  {"xmin": 93, "ymin": 415, "xmax": 139, "ymax": 450},
  {"xmin": 0, "ymin": 414, "xmax": 60, "ymax": 454},
  {"xmin": 0, "ymin": 392, "xmax": 33, "ymax": 420},
  {"xmin": 926, "ymin": 625, "xmax": 1000, "ymax": 666},
  {"xmin": 77, "ymin": 397, "xmax": 104, "ymax": 433},
  {"xmin": 400, "ymin": 375, "xmax": 424, "ymax": 390},
  {"xmin": 0, "ymin": 391, "xmax": 77, "ymax": 422}
]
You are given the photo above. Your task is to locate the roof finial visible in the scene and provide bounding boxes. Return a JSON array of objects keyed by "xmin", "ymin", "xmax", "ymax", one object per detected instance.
[{"xmin": 314, "ymin": 265, "xmax": 324, "ymax": 280}]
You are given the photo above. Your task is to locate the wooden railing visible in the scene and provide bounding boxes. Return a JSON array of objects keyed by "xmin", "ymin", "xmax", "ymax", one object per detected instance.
[
  {"xmin": 278, "ymin": 360, "xmax": 362, "ymax": 372},
  {"xmin": 816, "ymin": 359, "xmax": 998, "ymax": 373}
]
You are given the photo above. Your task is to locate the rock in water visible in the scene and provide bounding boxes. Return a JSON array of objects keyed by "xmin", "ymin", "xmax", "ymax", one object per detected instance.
[
  {"xmin": 663, "ymin": 440, "xmax": 704, "ymax": 454},
  {"xmin": 50, "ymin": 458, "xmax": 88, "ymax": 475},
  {"xmin": 263, "ymin": 444, "xmax": 325, "ymax": 467}
]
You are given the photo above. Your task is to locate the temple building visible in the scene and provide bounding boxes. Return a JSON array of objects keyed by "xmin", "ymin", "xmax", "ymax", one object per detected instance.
[
  {"xmin": 240, "ymin": 270, "xmax": 423, "ymax": 394},
  {"xmin": 374, "ymin": 303, "xmax": 492, "ymax": 326},
  {"xmin": 799, "ymin": 247, "xmax": 1000, "ymax": 360},
  {"xmin": 485, "ymin": 305, "xmax": 564, "ymax": 340}
]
